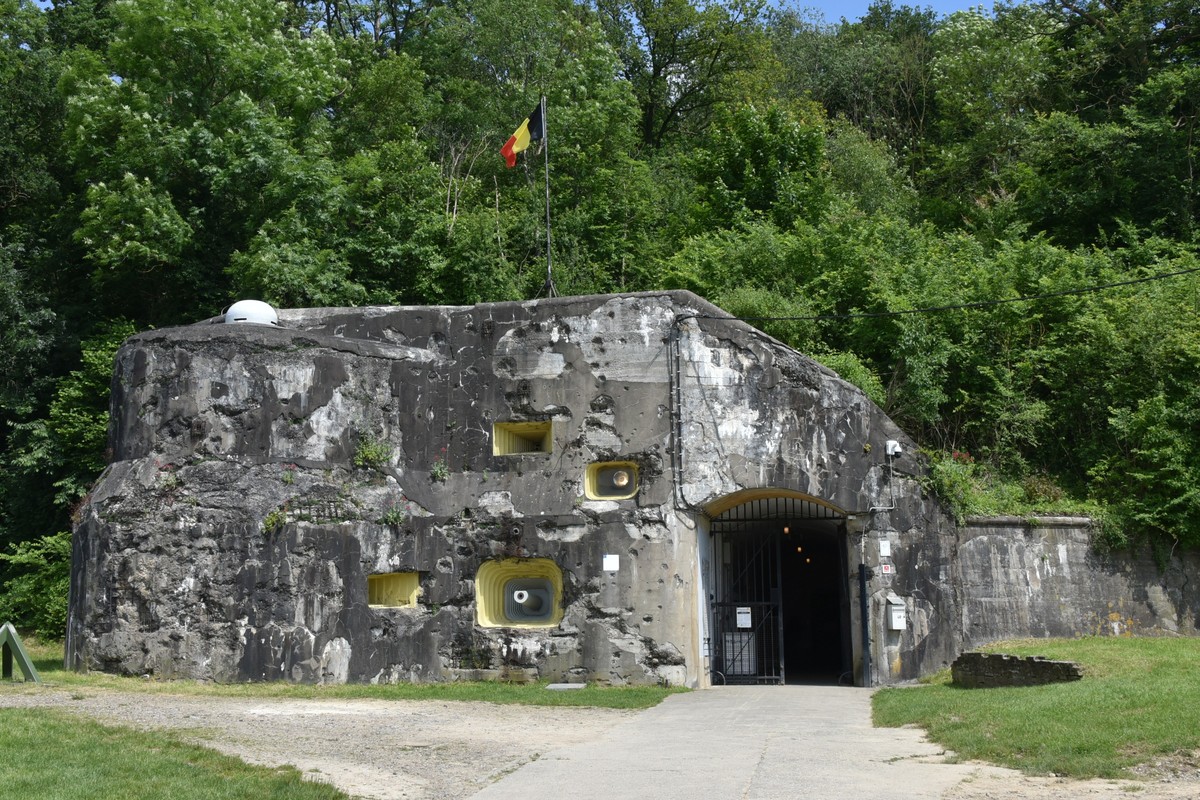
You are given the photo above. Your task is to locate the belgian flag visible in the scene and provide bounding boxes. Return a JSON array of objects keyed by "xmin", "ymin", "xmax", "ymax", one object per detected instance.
[{"xmin": 500, "ymin": 102, "xmax": 545, "ymax": 168}]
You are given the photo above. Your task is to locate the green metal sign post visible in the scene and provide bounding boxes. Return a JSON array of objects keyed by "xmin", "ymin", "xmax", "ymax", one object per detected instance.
[{"xmin": 0, "ymin": 622, "xmax": 41, "ymax": 684}]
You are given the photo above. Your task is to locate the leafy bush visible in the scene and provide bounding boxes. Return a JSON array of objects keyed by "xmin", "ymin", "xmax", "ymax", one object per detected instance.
[
  {"xmin": 925, "ymin": 450, "xmax": 1102, "ymax": 526},
  {"xmin": 926, "ymin": 450, "xmax": 985, "ymax": 523},
  {"xmin": 1091, "ymin": 393, "xmax": 1200, "ymax": 550},
  {"xmin": 0, "ymin": 530, "xmax": 71, "ymax": 639}
]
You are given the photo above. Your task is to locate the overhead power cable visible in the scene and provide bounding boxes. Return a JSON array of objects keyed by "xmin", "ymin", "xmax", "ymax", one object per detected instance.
[{"xmin": 682, "ymin": 263, "xmax": 1200, "ymax": 324}]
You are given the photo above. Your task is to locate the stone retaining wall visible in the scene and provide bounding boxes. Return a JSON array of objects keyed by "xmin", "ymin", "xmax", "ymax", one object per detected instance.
[
  {"xmin": 958, "ymin": 517, "xmax": 1200, "ymax": 648},
  {"xmin": 951, "ymin": 651, "xmax": 1083, "ymax": 688}
]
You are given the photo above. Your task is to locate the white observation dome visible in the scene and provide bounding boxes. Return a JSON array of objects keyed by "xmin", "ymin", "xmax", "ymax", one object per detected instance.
[{"xmin": 224, "ymin": 300, "xmax": 278, "ymax": 326}]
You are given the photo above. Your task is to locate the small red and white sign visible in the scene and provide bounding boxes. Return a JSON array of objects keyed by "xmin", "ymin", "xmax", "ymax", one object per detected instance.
[{"xmin": 880, "ymin": 563, "xmax": 894, "ymax": 575}]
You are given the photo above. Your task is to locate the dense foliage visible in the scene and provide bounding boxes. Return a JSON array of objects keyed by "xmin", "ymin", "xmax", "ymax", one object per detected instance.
[{"xmin": 1, "ymin": 0, "xmax": 1197, "ymax": 637}]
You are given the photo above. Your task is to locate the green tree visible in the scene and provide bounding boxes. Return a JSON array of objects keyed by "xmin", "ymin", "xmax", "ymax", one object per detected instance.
[
  {"xmin": 922, "ymin": 4, "xmax": 1054, "ymax": 229},
  {"xmin": 0, "ymin": 321, "xmax": 133, "ymax": 637},
  {"xmin": 1007, "ymin": 114, "xmax": 1137, "ymax": 245},
  {"xmin": 289, "ymin": 0, "xmax": 437, "ymax": 47},
  {"xmin": 824, "ymin": 120, "xmax": 917, "ymax": 219},
  {"xmin": 1008, "ymin": 0, "xmax": 1200, "ymax": 242},
  {"xmin": 0, "ymin": 0, "xmax": 64, "ymax": 234},
  {"xmin": 413, "ymin": 0, "xmax": 659, "ymax": 298},
  {"xmin": 7, "ymin": 320, "xmax": 136, "ymax": 511},
  {"xmin": 64, "ymin": 0, "xmax": 353, "ymax": 321},
  {"xmin": 1044, "ymin": 0, "xmax": 1198, "ymax": 121},
  {"xmin": 1076, "ymin": 241, "xmax": 1200, "ymax": 546},
  {"xmin": 597, "ymin": 0, "xmax": 770, "ymax": 147},
  {"xmin": 689, "ymin": 102, "xmax": 829, "ymax": 232},
  {"xmin": 332, "ymin": 50, "xmax": 431, "ymax": 156},
  {"xmin": 0, "ymin": 243, "xmax": 57, "ymax": 420},
  {"xmin": 1126, "ymin": 64, "xmax": 1199, "ymax": 239},
  {"xmin": 772, "ymin": 2, "xmax": 938, "ymax": 168}
]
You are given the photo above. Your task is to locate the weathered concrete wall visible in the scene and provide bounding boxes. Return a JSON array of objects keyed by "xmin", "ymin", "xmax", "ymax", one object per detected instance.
[
  {"xmin": 71, "ymin": 290, "xmax": 961, "ymax": 685},
  {"xmin": 958, "ymin": 517, "xmax": 1200, "ymax": 647},
  {"xmin": 71, "ymin": 294, "xmax": 707, "ymax": 684}
]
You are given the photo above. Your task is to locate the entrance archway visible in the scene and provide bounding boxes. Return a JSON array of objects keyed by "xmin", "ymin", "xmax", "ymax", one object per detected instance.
[{"xmin": 705, "ymin": 492, "xmax": 851, "ymax": 685}]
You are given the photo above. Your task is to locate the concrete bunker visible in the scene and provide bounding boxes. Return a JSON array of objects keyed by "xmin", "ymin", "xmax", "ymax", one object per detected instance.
[{"xmin": 70, "ymin": 290, "xmax": 1190, "ymax": 688}]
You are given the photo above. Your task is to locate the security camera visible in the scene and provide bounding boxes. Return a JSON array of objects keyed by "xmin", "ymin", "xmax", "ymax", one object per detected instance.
[{"xmin": 885, "ymin": 440, "xmax": 903, "ymax": 457}]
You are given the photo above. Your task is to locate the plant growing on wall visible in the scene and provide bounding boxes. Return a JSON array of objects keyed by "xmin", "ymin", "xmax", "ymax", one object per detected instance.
[
  {"xmin": 430, "ymin": 446, "xmax": 449, "ymax": 482},
  {"xmin": 353, "ymin": 435, "xmax": 390, "ymax": 471},
  {"xmin": 158, "ymin": 462, "xmax": 181, "ymax": 491},
  {"xmin": 378, "ymin": 500, "xmax": 407, "ymax": 527},
  {"xmin": 925, "ymin": 450, "xmax": 986, "ymax": 523},
  {"xmin": 262, "ymin": 505, "xmax": 287, "ymax": 533},
  {"xmin": 924, "ymin": 448, "xmax": 1102, "ymax": 528}
]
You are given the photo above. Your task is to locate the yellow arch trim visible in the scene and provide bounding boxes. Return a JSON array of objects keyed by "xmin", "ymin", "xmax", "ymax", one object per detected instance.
[{"xmin": 703, "ymin": 488, "xmax": 847, "ymax": 519}]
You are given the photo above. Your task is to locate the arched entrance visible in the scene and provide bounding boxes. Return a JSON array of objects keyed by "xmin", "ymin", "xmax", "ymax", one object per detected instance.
[{"xmin": 705, "ymin": 491, "xmax": 851, "ymax": 685}]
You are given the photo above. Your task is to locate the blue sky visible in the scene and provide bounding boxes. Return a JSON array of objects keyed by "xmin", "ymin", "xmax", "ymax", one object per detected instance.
[{"xmin": 805, "ymin": 0, "xmax": 994, "ymax": 24}]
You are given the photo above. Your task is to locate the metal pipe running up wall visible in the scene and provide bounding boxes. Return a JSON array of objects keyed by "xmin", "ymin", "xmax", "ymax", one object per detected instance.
[{"xmin": 859, "ymin": 562, "xmax": 871, "ymax": 687}]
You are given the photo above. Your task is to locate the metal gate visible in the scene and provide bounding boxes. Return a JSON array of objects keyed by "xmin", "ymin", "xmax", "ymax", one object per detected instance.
[
  {"xmin": 712, "ymin": 529, "xmax": 784, "ymax": 683},
  {"xmin": 709, "ymin": 496, "xmax": 844, "ymax": 685}
]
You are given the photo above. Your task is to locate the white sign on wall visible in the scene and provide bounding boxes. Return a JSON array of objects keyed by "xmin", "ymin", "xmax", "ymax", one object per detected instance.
[{"xmin": 736, "ymin": 607, "xmax": 752, "ymax": 628}]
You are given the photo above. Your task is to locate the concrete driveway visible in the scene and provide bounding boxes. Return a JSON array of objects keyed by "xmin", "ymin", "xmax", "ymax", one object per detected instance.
[{"xmin": 470, "ymin": 685, "xmax": 1012, "ymax": 800}]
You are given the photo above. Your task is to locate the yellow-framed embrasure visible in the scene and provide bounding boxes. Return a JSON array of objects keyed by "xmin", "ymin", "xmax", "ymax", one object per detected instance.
[
  {"xmin": 585, "ymin": 461, "xmax": 639, "ymax": 500},
  {"xmin": 475, "ymin": 558, "xmax": 563, "ymax": 628},
  {"xmin": 367, "ymin": 572, "xmax": 421, "ymax": 608},
  {"xmin": 492, "ymin": 420, "xmax": 553, "ymax": 456}
]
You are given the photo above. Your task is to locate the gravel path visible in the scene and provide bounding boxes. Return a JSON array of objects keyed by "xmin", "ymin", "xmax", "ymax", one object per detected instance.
[{"xmin": 3, "ymin": 685, "xmax": 1199, "ymax": 800}]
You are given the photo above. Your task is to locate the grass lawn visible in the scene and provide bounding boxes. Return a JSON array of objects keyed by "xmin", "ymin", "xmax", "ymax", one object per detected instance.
[
  {"xmin": 9, "ymin": 638, "xmax": 685, "ymax": 709},
  {"xmin": 0, "ymin": 707, "xmax": 350, "ymax": 800},
  {"xmin": 872, "ymin": 637, "xmax": 1200, "ymax": 779}
]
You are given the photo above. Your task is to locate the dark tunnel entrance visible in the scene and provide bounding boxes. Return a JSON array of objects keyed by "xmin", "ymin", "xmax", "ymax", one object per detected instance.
[{"xmin": 780, "ymin": 527, "xmax": 850, "ymax": 682}]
